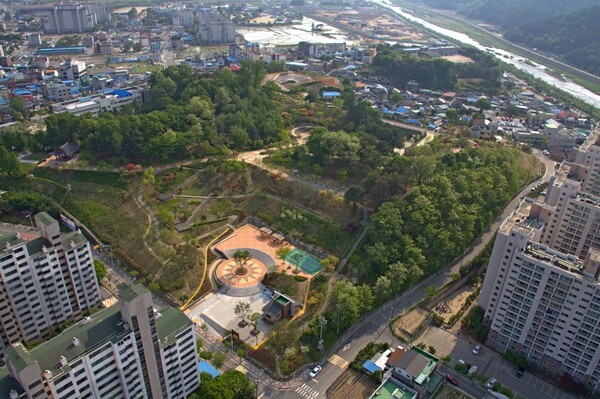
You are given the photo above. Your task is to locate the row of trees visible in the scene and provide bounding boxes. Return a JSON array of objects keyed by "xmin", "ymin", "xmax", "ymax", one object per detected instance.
[{"xmin": 371, "ymin": 45, "xmax": 502, "ymax": 91}]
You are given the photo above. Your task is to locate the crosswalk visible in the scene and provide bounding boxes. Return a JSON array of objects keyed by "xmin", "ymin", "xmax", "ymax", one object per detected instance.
[{"xmin": 295, "ymin": 383, "xmax": 319, "ymax": 399}]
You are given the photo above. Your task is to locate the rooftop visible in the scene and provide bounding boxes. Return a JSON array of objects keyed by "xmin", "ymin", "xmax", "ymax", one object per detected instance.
[
  {"xmin": 157, "ymin": 307, "xmax": 192, "ymax": 348},
  {"xmin": 35, "ymin": 211, "xmax": 56, "ymax": 226},
  {"xmin": 119, "ymin": 282, "xmax": 150, "ymax": 303},
  {"xmin": 524, "ymin": 243, "xmax": 584, "ymax": 277},
  {"xmin": 369, "ymin": 378, "xmax": 417, "ymax": 399}
]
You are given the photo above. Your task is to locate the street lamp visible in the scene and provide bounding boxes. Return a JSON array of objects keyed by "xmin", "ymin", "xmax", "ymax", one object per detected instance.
[
  {"xmin": 255, "ymin": 378, "xmax": 259, "ymax": 398},
  {"xmin": 318, "ymin": 315, "xmax": 327, "ymax": 351},
  {"xmin": 25, "ymin": 214, "xmax": 33, "ymax": 227}
]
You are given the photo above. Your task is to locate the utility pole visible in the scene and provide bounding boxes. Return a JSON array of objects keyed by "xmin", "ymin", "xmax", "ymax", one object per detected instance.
[{"xmin": 337, "ymin": 305, "xmax": 341, "ymax": 335}]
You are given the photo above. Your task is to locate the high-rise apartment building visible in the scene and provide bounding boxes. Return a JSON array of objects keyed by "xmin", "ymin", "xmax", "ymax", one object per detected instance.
[
  {"xmin": 41, "ymin": 3, "xmax": 107, "ymax": 34},
  {"xmin": 0, "ymin": 213, "xmax": 100, "ymax": 350},
  {"xmin": 0, "ymin": 283, "xmax": 199, "ymax": 399},
  {"xmin": 479, "ymin": 134, "xmax": 600, "ymax": 394},
  {"xmin": 197, "ymin": 11, "xmax": 235, "ymax": 45}
]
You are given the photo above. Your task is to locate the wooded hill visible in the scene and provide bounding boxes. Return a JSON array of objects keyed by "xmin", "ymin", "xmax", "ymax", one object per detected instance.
[{"xmin": 420, "ymin": 0, "xmax": 600, "ymax": 75}]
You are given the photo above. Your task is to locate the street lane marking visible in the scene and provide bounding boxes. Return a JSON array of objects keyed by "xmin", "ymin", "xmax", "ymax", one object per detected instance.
[
  {"xmin": 343, "ymin": 343, "xmax": 351, "ymax": 351},
  {"xmin": 295, "ymin": 383, "xmax": 319, "ymax": 399}
]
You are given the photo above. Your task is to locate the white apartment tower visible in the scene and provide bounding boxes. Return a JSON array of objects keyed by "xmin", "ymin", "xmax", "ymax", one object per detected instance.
[
  {"xmin": 197, "ymin": 11, "xmax": 235, "ymax": 45},
  {"xmin": 0, "ymin": 283, "xmax": 199, "ymax": 399},
  {"xmin": 0, "ymin": 212, "xmax": 100, "ymax": 350},
  {"xmin": 479, "ymin": 134, "xmax": 600, "ymax": 394}
]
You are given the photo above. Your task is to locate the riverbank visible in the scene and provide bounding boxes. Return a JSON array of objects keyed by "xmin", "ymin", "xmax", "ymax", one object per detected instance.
[{"xmin": 390, "ymin": 0, "xmax": 600, "ymax": 97}]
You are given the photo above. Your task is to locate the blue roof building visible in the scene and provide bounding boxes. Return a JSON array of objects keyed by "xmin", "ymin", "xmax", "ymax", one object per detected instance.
[{"xmin": 322, "ymin": 91, "xmax": 341, "ymax": 98}]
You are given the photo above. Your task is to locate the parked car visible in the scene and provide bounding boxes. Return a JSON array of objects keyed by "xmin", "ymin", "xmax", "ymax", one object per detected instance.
[
  {"xmin": 486, "ymin": 377, "xmax": 497, "ymax": 388},
  {"xmin": 309, "ymin": 366, "xmax": 322, "ymax": 379},
  {"xmin": 445, "ymin": 375, "xmax": 459, "ymax": 386},
  {"xmin": 516, "ymin": 367, "xmax": 525, "ymax": 378},
  {"xmin": 472, "ymin": 345, "xmax": 481, "ymax": 355},
  {"xmin": 468, "ymin": 365, "xmax": 478, "ymax": 375}
]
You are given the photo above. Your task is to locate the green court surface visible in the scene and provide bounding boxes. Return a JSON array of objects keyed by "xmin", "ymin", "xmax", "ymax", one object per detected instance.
[{"xmin": 285, "ymin": 248, "xmax": 322, "ymax": 274}]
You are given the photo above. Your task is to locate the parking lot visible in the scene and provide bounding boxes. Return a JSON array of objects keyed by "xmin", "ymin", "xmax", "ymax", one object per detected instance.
[{"xmin": 421, "ymin": 327, "xmax": 576, "ymax": 399}]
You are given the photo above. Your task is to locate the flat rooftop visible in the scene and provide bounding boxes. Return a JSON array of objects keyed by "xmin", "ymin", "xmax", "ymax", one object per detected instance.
[
  {"xmin": 525, "ymin": 243, "xmax": 584, "ymax": 277},
  {"xmin": 500, "ymin": 201, "xmax": 542, "ymax": 235},
  {"xmin": 370, "ymin": 378, "xmax": 416, "ymax": 399}
]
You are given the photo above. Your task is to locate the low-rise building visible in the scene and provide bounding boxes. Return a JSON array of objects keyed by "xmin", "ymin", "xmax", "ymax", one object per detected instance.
[{"xmin": 58, "ymin": 59, "xmax": 87, "ymax": 80}]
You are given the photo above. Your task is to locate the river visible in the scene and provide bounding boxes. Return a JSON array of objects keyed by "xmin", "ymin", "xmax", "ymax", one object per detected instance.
[{"xmin": 373, "ymin": 0, "xmax": 600, "ymax": 109}]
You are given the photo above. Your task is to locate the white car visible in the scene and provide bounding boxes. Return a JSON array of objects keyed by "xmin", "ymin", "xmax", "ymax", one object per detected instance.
[
  {"xmin": 486, "ymin": 377, "xmax": 497, "ymax": 388},
  {"xmin": 309, "ymin": 366, "xmax": 322, "ymax": 379},
  {"xmin": 472, "ymin": 345, "xmax": 481, "ymax": 355}
]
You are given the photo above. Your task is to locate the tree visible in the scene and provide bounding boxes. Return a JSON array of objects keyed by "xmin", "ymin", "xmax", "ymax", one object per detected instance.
[
  {"xmin": 0, "ymin": 146, "xmax": 22, "ymax": 176},
  {"xmin": 446, "ymin": 108, "xmax": 458, "ymax": 122},
  {"xmin": 123, "ymin": 42, "xmax": 133, "ymax": 52},
  {"xmin": 320, "ymin": 255, "xmax": 339, "ymax": 273},
  {"xmin": 234, "ymin": 301, "xmax": 251, "ymax": 326},
  {"xmin": 331, "ymin": 280, "xmax": 373, "ymax": 329},
  {"xmin": 232, "ymin": 250, "xmax": 252, "ymax": 275},
  {"xmin": 289, "ymin": 252, "xmax": 301, "ymax": 274},
  {"xmin": 344, "ymin": 185, "xmax": 365, "ymax": 214},
  {"xmin": 93, "ymin": 260, "xmax": 107, "ymax": 280},
  {"xmin": 425, "ymin": 286, "xmax": 437, "ymax": 301},
  {"xmin": 133, "ymin": 42, "xmax": 143, "ymax": 52},
  {"xmin": 9, "ymin": 97, "xmax": 28, "ymax": 118},
  {"xmin": 191, "ymin": 370, "xmax": 255, "ymax": 399},
  {"xmin": 275, "ymin": 247, "xmax": 292, "ymax": 267},
  {"xmin": 127, "ymin": 7, "xmax": 138, "ymax": 18},
  {"xmin": 248, "ymin": 312, "xmax": 260, "ymax": 335},
  {"xmin": 476, "ymin": 98, "xmax": 492, "ymax": 112},
  {"xmin": 142, "ymin": 166, "xmax": 155, "ymax": 185},
  {"xmin": 211, "ymin": 352, "xmax": 227, "ymax": 370}
]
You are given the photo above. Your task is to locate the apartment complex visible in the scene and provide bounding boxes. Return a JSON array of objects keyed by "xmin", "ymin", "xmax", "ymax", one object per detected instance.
[
  {"xmin": 479, "ymin": 134, "xmax": 600, "ymax": 394},
  {"xmin": 0, "ymin": 213, "xmax": 100, "ymax": 350},
  {"xmin": 0, "ymin": 283, "xmax": 199, "ymax": 399},
  {"xmin": 197, "ymin": 11, "xmax": 235, "ymax": 45},
  {"xmin": 40, "ymin": 2, "xmax": 108, "ymax": 34}
]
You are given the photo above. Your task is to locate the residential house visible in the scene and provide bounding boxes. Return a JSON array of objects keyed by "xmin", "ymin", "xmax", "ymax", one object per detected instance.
[{"xmin": 385, "ymin": 346, "xmax": 441, "ymax": 398}]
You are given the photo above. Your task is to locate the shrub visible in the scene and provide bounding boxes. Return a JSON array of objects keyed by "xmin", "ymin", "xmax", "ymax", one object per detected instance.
[{"xmin": 294, "ymin": 275, "xmax": 308, "ymax": 282}]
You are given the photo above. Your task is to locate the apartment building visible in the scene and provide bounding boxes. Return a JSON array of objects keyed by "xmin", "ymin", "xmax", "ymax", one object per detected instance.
[
  {"xmin": 0, "ymin": 283, "xmax": 200, "ymax": 399},
  {"xmin": 41, "ymin": 3, "xmax": 97, "ymax": 34},
  {"xmin": 479, "ymin": 134, "xmax": 600, "ymax": 394},
  {"xmin": 197, "ymin": 11, "xmax": 235, "ymax": 45},
  {"xmin": 0, "ymin": 213, "xmax": 100, "ymax": 350}
]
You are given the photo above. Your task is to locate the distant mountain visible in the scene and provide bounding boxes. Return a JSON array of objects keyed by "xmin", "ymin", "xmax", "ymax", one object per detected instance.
[
  {"xmin": 419, "ymin": 0, "xmax": 599, "ymax": 28},
  {"xmin": 505, "ymin": 6, "xmax": 600, "ymax": 75}
]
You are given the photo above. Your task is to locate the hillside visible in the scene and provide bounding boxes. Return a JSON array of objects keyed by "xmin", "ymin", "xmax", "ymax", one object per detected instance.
[
  {"xmin": 418, "ymin": 0, "xmax": 600, "ymax": 75},
  {"xmin": 504, "ymin": 6, "xmax": 600, "ymax": 75},
  {"xmin": 419, "ymin": 0, "xmax": 598, "ymax": 28}
]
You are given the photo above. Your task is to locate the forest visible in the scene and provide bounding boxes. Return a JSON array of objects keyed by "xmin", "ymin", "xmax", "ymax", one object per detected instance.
[
  {"xmin": 504, "ymin": 6, "xmax": 600, "ymax": 75},
  {"xmin": 421, "ymin": 0, "xmax": 600, "ymax": 75},
  {"xmin": 370, "ymin": 45, "xmax": 502, "ymax": 91},
  {"xmin": 420, "ymin": 0, "xmax": 598, "ymax": 29}
]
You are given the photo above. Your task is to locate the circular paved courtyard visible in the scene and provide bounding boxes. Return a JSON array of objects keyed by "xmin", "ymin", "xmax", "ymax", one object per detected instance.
[{"xmin": 215, "ymin": 258, "xmax": 266, "ymax": 288}]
